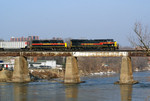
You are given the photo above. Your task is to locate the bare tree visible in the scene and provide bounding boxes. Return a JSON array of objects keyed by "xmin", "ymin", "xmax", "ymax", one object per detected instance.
[
  {"xmin": 132, "ymin": 57, "xmax": 148, "ymax": 71},
  {"xmin": 129, "ymin": 22, "xmax": 150, "ymax": 53}
]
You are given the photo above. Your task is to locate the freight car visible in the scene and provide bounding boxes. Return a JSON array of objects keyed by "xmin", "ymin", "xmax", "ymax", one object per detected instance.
[
  {"xmin": 0, "ymin": 41, "xmax": 27, "ymax": 51},
  {"xmin": 30, "ymin": 40, "xmax": 67, "ymax": 50},
  {"xmin": 70, "ymin": 39, "xmax": 119, "ymax": 51}
]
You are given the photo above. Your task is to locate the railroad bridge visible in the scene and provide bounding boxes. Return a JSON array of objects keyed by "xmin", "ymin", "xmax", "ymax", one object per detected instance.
[{"xmin": 0, "ymin": 51, "xmax": 149, "ymax": 84}]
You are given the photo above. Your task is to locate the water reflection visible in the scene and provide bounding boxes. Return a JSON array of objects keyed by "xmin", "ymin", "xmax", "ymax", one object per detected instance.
[
  {"xmin": 0, "ymin": 71, "xmax": 150, "ymax": 101},
  {"xmin": 0, "ymin": 83, "xmax": 12, "ymax": 101},
  {"xmin": 120, "ymin": 85, "xmax": 132, "ymax": 101},
  {"xmin": 65, "ymin": 84, "xmax": 78, "ymax": 101},
  {"xmin": 0, "ymin": 83, "xmax": 28, "ymax": 101},
  {"xmin": 13, "ymin": 83, "xmax": 28, "ymax": 101}
]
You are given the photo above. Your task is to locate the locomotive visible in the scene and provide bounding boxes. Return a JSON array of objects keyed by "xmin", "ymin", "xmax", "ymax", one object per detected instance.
[
  {"xmin": 30, "ymin": 40, "xmax": 67, "ymax": 50},
  {"xmin": 0, "ymin": 39, "xmax": 119, "ymax": 51},
  {"xmin": 70, "ymin": 39, "xmax": 118, "ymax": 51}
]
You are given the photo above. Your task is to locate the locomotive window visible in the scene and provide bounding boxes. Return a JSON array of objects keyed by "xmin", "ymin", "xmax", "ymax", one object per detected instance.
[
  {"xmin": 51, "ymin": 40, "xmax": 63, "ymax": 43},
  {"xmin": 107, "ymin": 39, "xmax": 114, "ymax": 42}
]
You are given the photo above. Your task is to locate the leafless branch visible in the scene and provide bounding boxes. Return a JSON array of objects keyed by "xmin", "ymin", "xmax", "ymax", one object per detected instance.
[{"xmin": 129, "ymin": 22, "xmax": 150, "ymax": 53}]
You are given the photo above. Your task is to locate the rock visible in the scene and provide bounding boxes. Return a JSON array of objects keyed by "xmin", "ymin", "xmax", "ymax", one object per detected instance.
[
  {"xmin": 0, "ymin": 69, "xmax": 13, "ymax": 82},
  {"xmin": 29, "ymin": 69, "xmax": 59, "ymax": 80}
]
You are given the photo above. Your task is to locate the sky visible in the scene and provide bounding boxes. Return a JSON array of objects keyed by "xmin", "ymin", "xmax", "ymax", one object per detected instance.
[{"xmin": 0, "ymin": 0, "xmax": 150, "ymax": 46}]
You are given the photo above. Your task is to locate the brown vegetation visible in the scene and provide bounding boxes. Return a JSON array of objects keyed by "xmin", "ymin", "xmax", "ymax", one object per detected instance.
[
  {"xmin": 29, "ymin": 69, "xmax": 60, "ymax": 80},
  {"xmin": 78, "ymin": 57, "xmax": 121, "ymax": 75},
  {"xmin": 78, "ymin": 57, "xmax": 149, "ymax": 75}
]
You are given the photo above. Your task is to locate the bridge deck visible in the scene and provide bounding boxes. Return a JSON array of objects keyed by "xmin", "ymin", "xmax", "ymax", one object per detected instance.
[{"xmin": 0, "ymin": 51, "xmax": 149, "ymax": 57}]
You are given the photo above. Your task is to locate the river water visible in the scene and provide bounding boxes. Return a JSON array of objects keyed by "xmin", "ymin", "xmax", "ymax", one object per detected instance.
[{"xmin": 0, "ymin": 71, "xmax": 150, "ymax": 101}]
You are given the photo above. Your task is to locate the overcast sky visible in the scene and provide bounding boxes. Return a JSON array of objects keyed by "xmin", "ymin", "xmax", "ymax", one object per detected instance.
[{"xmin": 0, "ymin": 0, "xmax": 150, "ymax": 46}]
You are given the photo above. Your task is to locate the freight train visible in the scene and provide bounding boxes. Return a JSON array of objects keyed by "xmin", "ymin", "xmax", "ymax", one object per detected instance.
[{"xmin": 0, "ymin": 39, "xmax": 119, "ymax": 51}]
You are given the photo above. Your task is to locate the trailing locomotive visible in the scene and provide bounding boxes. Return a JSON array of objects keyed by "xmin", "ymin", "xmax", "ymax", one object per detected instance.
[
  {"xmin": 70, "ymin": 39, "xmax": 118, "ymax": 51},
  {"xmin": 0, "ymin": 39, "xmax": 119, "ymax": 51},
  {"xmin": 30, "ymin": 40, "xmax": 67, "ymax": 50}
]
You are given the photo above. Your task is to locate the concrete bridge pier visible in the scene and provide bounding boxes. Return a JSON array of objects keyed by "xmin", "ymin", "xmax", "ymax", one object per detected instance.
[
  {"xmin": 11, "ymin": 56, "xmax": 31, "ymax": 82},
  {"xmin": 64, "ymin": 56, "xmax": 80, "ymax": 84},
  {"xmin": 117, "ymin": 56, "xmax": 138, "ymax": 84}
]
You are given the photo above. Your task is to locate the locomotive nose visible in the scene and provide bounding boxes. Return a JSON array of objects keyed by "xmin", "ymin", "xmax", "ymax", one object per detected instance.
[
  {"xmin": 114, "ymin": 41, "xmax": 119, "ymax": 49},
  {"xmin": 65, "ymin": 43, "xmax": 67, "ymax": 47}
]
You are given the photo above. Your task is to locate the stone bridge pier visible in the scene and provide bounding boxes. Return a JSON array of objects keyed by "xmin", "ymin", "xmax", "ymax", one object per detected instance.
[
  {"xmin": 64, "ymin": 56, "xmax": 139, "ymax": 84},
  {"xmin": 117, "ymin": 56, "xmax": 138, "ymax": 84},
  {"xmin": 11, "ymin": 56, "xmax": 31, "ymax": 82},
  {"xmin": 64, "ymin": 56, "xmax": 81, "ymax": 84}
]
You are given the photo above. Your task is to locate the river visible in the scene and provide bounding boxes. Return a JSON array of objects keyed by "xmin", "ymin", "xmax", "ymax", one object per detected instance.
[{"xmin": 0, "ymin": 71, "xmax": 150, "ymax": 101}]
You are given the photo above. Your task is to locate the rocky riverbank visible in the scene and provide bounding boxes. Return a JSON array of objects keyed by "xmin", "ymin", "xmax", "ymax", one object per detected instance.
[
  {"xmin": 29, "ymin": 69, "xmax": 64, "ymax": 80},
  {"xmin": 1, "ymin": 67, "xmax": 150, "ymax": 82},
  {"xmin": 29, "ymin": 68, "xmax": 118, "ymax": 81}
]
